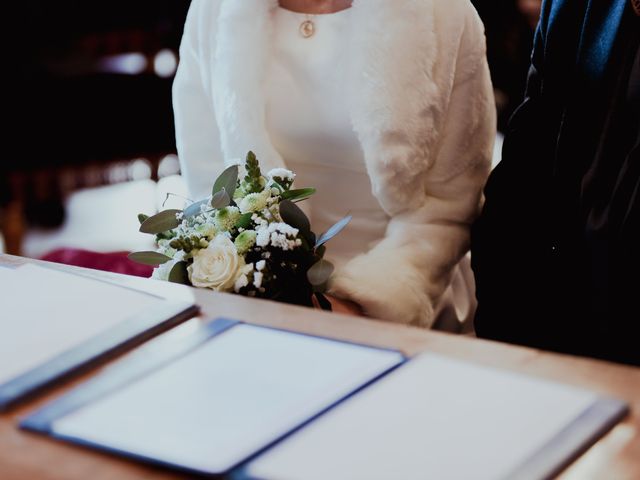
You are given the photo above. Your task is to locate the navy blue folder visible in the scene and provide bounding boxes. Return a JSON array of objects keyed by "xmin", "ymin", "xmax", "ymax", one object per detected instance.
[
  {"xmin": 20, "ymin": 318, "xmax": 407, "ymax": 477},
  {"xmin": 0, "ymin": 299, "xmax": 198, "ymax": 412}
]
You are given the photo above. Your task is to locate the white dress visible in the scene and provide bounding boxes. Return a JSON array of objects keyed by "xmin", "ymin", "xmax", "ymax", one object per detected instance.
[
  {"xmin": 173, "ymin": 0, "xmax": 496, "ymax": 330},
  {"xmin": 265, "ymin": 7, "xmax": 389, "ymax": 268}
]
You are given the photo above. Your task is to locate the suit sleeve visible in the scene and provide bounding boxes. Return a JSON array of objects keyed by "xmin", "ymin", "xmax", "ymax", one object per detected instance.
[{"xmin": 470, "ymin": 1, "xmax": 550, "ymax": 339}]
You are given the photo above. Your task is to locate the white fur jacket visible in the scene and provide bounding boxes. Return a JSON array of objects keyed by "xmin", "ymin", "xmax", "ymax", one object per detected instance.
[{"xmin": 172, "ymin": 0, "xmax": 496, "ymax": 328}]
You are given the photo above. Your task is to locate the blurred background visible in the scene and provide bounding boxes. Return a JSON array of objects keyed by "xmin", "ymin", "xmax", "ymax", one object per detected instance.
[{"xmin": 0, "ymin": 0, "xmax": 541, "ymax": 275}]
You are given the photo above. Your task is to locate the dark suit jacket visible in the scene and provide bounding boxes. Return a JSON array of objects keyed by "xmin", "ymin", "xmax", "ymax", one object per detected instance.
[{"xmin": 471, "ymin": 0, "xmax": 639, "ymax": 365}]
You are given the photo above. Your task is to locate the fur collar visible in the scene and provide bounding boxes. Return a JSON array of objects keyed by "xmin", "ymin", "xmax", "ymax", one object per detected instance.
[{"xmin": 212, "ymin": 0, "xmax": 440, "ymax": 215}]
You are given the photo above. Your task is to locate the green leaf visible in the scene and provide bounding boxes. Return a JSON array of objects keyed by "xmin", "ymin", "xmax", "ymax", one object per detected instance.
[
  {"xmin": 212, "ymin": 165, "xmax": 238, "ymax": 199},
  {"xmin": 307, "ymin": 258, "xmax": 335, "ymax": 286},
  {"xmin": 270, "ymin": 180, "xmax": 286, "ymax": 193},
  {"xmin": 235, "ymin": 212, "xmax": 253, "ymax": 229},
  {"xmin": 279, "ymin": 200, "xmax": 310, "ymax": 233},
  {"xmin": 127, "ymin": 251, "xmax": 172, "ymax": 266},
  {"xmin": 137, "ymin": 213, "xmax": 149, "ymax": 225},
  {"xmin": 183, "ymin": 198, "xmax": 209, "ymax": 218},
  {"xmin": 280, "ymin": 187, "xmax": 316, "ymax": 203},
  {"xmin": 316, "ymin": 215, "xmax": 352, "ymax": 247},
  {"xmin": 168, "ymin": 261, "xmax": 190, "ymax": 285},
  {"xmin": 139, "ymin": 209, "xmax": 182, "ymax": 234},
  {"xmin": 210, "ymin": 188, "xmax": 231, "ymax": 209}
]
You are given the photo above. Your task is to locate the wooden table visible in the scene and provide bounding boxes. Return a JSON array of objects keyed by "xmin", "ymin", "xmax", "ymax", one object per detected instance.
[{"xmin": 0, "ymin": 254, "xmax": 638, "ymax": 479}]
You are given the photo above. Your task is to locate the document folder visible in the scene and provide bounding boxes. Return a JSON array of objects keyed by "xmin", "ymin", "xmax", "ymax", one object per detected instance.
[
  {"xmin": 244, "ymin": 353, "xmax": 629, "ymax": 480},
  {"xmin": 0, "ymin": 264, "xmax": 198, "ymax": 411},
  {"xmin": 21, "ymin": 319, "xmax": 406, "ymax": 476}
]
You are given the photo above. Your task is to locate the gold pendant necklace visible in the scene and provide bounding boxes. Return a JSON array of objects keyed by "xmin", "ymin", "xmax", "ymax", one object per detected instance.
[{"xmin": 299, "ymin": 15, "xmax": 316, "ymax": 38}]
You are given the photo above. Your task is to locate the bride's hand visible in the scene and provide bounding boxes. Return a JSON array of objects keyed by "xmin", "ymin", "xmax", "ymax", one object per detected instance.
[{"xmin": 326, "ymin": 295, "xmax": 363, "ymax": 316}]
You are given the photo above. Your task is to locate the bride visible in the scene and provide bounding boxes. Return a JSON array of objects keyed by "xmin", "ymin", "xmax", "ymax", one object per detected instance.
[{"xmin": 173, "ymin": 0, "xmax": 495, "ymax": 329}]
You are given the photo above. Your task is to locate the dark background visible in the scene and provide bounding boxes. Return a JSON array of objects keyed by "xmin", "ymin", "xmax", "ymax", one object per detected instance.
[{"xmin": 9, "ymin": 0, "xmax": 191, "ymax": 170}]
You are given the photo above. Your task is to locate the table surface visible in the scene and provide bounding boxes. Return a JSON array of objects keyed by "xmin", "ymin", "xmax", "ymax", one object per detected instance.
[{"xmin": 0, "ymin": 254, "xmax": 638, "ymax": 480}]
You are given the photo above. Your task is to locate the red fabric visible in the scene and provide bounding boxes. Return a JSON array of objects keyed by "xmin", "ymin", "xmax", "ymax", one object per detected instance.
[{"xmin": 41, "ymin": 248, "xmax": 153, "ymax": 278}]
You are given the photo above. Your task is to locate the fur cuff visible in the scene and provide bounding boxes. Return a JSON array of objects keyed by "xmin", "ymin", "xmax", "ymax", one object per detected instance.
[{"xmin": 329, "ymin": 251, "xmax": 436, "ymax": 328}]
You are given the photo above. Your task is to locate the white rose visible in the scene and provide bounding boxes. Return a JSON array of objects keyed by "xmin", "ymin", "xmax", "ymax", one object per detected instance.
[{"xmin": 187, "ymin": 235, "xmax": 243, "ymax": 291}]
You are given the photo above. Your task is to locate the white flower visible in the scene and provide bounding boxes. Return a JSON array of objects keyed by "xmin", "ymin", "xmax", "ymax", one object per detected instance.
[
  {"xmin": 213, "ymin": 206, "xmax": 240, "ymax": 232},
  {"xmin": 234, "ymin": 274, "xmax": 249, "ymax": 292},
  {"xmin": 187, "ymin": 235, "xmax": 243, "ymax": 291},
  {"xmin": 233, "ymin": 263, "xmax": 254, "ymax": 293},
  {"xmin": 195, "ymin": 222, "xmax": 217, "ymax": 239},
  {"xmin": 256, "ymin": 260, "xmax": 266, "ymax": 271},
  {"xmin": 151, "ymin": 258, "xmax": 179, "ymax": 282},
  {"xmin": 234, "ymin": 230, "xmax": 257, "ymax": 254},
  {"xmin": 256, "ymin": 222, "xmax": 301, "ymax": 250},
  {"xmin": 157, "ymin": 239, "xmax": 177, "ymax": 258},
  {"xmin": 267, "ymin": 168, "xmax": 295, "ymax": 182},
  {"xmin": 238, "ymin": 190, "xmax": 271, "ymax": 214},
  {"xmin": 253, "ymin": 271, "xmax": 264, "ymax": 289}
]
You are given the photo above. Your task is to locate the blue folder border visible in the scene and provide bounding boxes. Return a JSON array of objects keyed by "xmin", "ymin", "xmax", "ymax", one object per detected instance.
[
  {"xmin": 0, "ymin": 299, "xmax": 199, "ymax": 412},
  {"xmin": 20, "ymin": 318, "xmax": 407, "ymax": 477}
]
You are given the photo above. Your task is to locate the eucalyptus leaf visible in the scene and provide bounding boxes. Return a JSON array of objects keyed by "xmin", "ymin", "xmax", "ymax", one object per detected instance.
[
  {"xmin": 316, "ymin": 215, "xmax": 352, "ymax": 247},
  {"xmin": 212, "ymin": 165, "xmax": 238, "ymax": 198},
  {"xmin": 279, "ymin": 200, "xmax": 310, "ymax": 233},
  {"xmin": 127, "ymin": 251, "xmax": 172, "ymax": 266},
  {"xmin": 183, "ymin": 198, "xmax": 209, "ymax": 218},
  {"xmin": 210, "ymin": 188, "xmax": 231, "ymax": 209},
  {"xmin": 307, "ymin": 258, "xmax": 335, "ymax": 286},
  {"xmin": 235, "ymin": 212, "xmax": 253, "ymax": 229},
  {"xmin": 137, "ymin": 213, "xmax": 149, "ymax": 225},
  {"xmin": 139, "ymin": 209, "xmax": 182, "ymax": 234},
  {"xmin": 280, "ymin": 187, "xmax": 316, "ymax": 203},
  {"xmin": 168, "ymin": 261, "xmax": 190, "ymax": 285}
]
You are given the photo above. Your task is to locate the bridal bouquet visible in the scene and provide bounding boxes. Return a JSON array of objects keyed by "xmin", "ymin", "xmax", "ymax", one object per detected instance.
[{"xmin": 129, "ymin": 152, "xmax": 350, "ymax": 309}]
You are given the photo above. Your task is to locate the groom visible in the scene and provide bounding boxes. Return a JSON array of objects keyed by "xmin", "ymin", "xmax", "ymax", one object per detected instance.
[{"xmin": 471, "ymin": 0, "xmax": 639, "ymax": 365}]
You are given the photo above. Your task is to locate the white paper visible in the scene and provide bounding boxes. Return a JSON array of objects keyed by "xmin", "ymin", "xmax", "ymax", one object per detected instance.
[
  {"xmin": 247, "ymin": 354, "xmax": 598, "ymax": 480},
  {"xmin": 0, "ymin": 264, "xmax": 162, "ymax": 383},
  {"xmin": 52, "ymin": 324, "xmax": 403, "ymax": 473}
]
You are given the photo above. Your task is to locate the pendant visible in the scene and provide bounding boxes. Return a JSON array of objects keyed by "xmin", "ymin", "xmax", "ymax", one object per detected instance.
[{"xmin": 299, "ymin": 19, "xmax": 315, "ymax": 38}]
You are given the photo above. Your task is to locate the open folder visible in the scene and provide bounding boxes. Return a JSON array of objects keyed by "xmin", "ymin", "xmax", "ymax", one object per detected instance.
[
  {"xmin": 20, "ymin": 318, "xmax": 628, "ymax": 479},
  {"xmin": 0, "ymin": 264, "xmax": 198, "ymax": 411},
  {"xmin": 21, "ymin": 319, "xmax": 405, "ymax": 475}
]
